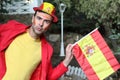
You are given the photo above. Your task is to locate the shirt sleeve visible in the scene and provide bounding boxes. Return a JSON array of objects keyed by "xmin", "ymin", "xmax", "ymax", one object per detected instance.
[{"xmin": 47, "ymin": 61, "xmax": 68, "ymax": 80}]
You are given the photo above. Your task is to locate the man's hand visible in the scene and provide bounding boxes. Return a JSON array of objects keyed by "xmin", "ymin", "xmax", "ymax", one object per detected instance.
[{"xmin": 63, "ymin": 44, "xmax": 73, "ymax": 67}]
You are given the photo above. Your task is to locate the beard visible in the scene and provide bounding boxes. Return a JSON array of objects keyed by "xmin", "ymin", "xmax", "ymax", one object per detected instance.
[{"xmin": 31, "ymin": 25, "xmax": 45, "ymax": 37}]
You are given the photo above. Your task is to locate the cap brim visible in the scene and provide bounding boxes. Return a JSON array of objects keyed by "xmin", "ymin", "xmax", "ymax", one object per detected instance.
[
  {"xmin": 52, "ymin": 15, "xmax": 58, "ymax": 22},
  {"xmin": 33, "ymin": 7, "xmax": 40, "ymax": 11}
]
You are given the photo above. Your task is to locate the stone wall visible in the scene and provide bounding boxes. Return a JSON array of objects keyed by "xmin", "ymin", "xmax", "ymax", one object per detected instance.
[
  {"xmin": 47, "ymin": 32, "xmax": 83, "ymax": 67},
  {"xmin": 0, "ymin": 14, "xmax": 33, "ymax": 25},
  {"xmin": 45, "ymin": 31, "xmax": 83, "ymax": 67}
]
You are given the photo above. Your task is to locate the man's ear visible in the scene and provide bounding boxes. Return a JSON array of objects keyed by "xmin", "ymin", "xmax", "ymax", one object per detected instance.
[{"xmin": 32, "ymin": 15, "xmax": 35, "ymax": 23}]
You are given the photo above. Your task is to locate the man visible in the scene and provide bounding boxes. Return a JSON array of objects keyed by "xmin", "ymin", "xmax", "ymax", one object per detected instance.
[{"xmin": 0, "ymin": 2, "xmax": 73, "ymax": 80}]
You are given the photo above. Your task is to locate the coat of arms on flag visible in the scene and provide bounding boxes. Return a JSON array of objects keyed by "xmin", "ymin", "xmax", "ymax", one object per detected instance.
[{"xmin": 72, "ymin": 28, "xmax": 120, "ymax": 80}]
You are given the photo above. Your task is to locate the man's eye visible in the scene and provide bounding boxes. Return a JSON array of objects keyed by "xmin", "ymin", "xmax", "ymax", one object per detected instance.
[
  {"xmin": 45, "ymin": 20, "xmax": 51, "ymax": 24},
  {"xmin": 37, "ymin": 16, "xmax": 42, "ymax": 20}
]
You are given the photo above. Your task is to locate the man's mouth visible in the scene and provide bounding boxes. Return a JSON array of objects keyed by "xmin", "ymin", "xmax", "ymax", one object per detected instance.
[{"xmin": 36, "ymin": 26, "xmax": 43, "ymax": 31}]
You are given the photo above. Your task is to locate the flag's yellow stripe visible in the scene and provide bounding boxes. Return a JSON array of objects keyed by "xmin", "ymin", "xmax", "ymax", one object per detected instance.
[{"xmin": 78, "ymin": 34, "xmax": 114, "ymax": 80}]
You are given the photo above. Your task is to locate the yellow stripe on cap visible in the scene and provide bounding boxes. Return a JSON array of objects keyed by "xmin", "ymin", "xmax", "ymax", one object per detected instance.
[{"xmin": 42, "ymin": 2, "xmax": 55, "ymax": 15}]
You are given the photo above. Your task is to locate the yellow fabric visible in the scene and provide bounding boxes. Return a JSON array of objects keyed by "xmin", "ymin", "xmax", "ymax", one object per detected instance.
[
  {"xmin": 78, "ymin": 34, "xmax": 114, "ymax": 80},
  {"xmin": 3, "ymin": 32, "xmax": 41, "ymax": 80}
]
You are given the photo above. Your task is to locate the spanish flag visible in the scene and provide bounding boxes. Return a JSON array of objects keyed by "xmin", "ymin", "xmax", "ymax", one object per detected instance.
[{"xmin": 73, "ymin": 28, "xmax": 120, "ymax": 80}]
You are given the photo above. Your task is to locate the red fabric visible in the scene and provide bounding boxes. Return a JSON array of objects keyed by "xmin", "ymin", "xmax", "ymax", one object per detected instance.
[
  {"xmin": 73, "ymin": 29, "xmax": 120, "ymax": 80},
  {"xmin": 91, "ymin": 30, "xmax": 120, "ymax": 71},
  {"xmin": 73, "ymin": 44, "xmax": 99, "ymax": 80},
  {"xmin": 0, "ymin": 20, "xmax": 68, "ymax": 80}
]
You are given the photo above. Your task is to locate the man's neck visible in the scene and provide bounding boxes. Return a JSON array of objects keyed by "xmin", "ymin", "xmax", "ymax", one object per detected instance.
[{"xmin": 28, "ymin": 27, "xmax": 40, "ymax": 40}]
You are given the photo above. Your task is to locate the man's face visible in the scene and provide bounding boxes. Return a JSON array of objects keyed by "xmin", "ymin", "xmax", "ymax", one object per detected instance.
[{"xmin": 31, "ymin": 11, "xmax": 53, "ymax": 36}]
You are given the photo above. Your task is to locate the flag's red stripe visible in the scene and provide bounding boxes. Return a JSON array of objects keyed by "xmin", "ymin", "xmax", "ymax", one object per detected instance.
[
  {"xmin": 91, "ymin": 30, "xmax": 120, "ymax": 71},
  {"xmin": 73, "ymin": 44, "xmax": 99, "ymax": 80}
]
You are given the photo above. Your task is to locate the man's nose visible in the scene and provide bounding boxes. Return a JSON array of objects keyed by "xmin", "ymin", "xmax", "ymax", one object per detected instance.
[{"xmin": 39, "ymin": 20, "xmax": 44, "ymax": 27}]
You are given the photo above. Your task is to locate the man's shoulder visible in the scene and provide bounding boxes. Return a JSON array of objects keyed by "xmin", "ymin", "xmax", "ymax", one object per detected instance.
[
  {"xmin": 0, "ymin": 20, "xmax": 28, "ymax": 28},
  {"xmin": 41, "ymin": 36, "xmax": 53, "ymax": 50},
  {"xmin": 0, "ymin": 20, "xmax": 28, "ymax": 33},
  {"xmin": 7, "ymin": 20, "xmax": 19, "ymax": 23}
]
